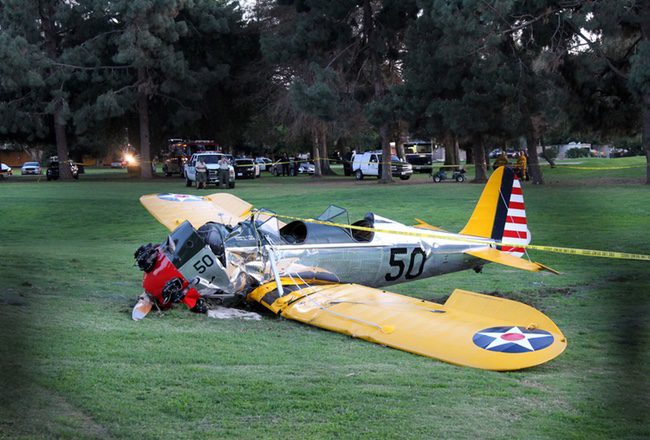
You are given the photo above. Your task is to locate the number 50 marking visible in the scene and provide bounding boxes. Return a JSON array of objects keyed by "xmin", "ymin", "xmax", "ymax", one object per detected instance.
[
  {"xmin": 193, "ymin": 254, "xmax": 214, "ymax": 274},
  {"xmin": 385, "ymin": 247, "xmax": 427, "ymax": 281}
]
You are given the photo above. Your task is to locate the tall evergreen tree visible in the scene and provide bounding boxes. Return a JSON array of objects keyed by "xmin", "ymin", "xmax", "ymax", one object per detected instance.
[
  {"xmin": 261, "ymin": 0, "xmax": 418, "ymax": 181},
  {"xmin": 0, "ymin": 0, "xmax": 115, "ymax": 178},
  {"xmin": 573, "ymin": 1, "xmax": 650, "ymax": 183}
]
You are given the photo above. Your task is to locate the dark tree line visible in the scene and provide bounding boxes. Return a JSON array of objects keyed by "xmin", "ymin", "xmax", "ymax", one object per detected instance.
[{"xmin": 1, "ymin": 0, "xmax": 648, "ymax": 183}]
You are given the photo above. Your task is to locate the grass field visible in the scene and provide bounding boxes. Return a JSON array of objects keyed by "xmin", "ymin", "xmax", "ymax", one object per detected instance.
[{"xmin": 1, "ymin": 157, "xmax": 649, "ymax": 439}]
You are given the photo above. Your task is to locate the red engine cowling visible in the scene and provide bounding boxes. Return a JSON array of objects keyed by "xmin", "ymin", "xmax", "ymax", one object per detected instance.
[{"xmin": 142, "ymin": 249, "xmax": 200, "ymax": 310}]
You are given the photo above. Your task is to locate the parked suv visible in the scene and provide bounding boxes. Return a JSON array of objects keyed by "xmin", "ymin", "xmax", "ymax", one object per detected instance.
[
  {"xmin": 46, "ymin": 158, "xmax": 79, "ymax": 180},
  {"xmin": 234, "ymin": 158, "xmax": 259, "ymax": 179},
  {"xmin": 184, "ymin": 152, "xmax": 235, "ymax": 188},
  {"xmin": 351, "ymin": 151, "xmax": 412, "ymax": 180}
]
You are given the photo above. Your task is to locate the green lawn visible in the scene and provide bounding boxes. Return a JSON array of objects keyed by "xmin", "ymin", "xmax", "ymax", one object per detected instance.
[{"xmin": 1, "ymin": 157, "xmax": 649, "ymax": 439}]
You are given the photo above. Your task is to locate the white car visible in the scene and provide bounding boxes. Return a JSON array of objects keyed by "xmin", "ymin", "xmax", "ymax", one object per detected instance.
[
  {"xmin": 21, "ymin": 161, "xmax": 42, "ymax": 175},
  {"xmin": 184, "ymin": 152, "xmax": 235, "ymax": 188},
  {"xmin": 298, "ymin": 162, "xmax": 315, "ymax": 174},
  {"xmin": 351, "ymin": 151, "xmax": 412, "ymax": 180},
  {"xmin": 0, "ymin": 163, "xmax": 12, "ymax": 177},
  {"xmin": 255, "ymin": 157, "xmax": 272, "ymax": 172}
]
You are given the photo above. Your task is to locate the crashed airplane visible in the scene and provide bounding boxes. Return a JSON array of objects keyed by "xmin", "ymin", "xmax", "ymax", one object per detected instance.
[{"xmin": 133, "ymin": 167, "xmax": 566, "ymax": 370}]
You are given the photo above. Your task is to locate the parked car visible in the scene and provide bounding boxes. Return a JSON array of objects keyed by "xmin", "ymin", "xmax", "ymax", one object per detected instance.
[
  {"xmin": 270, "ymin": 158, "xmax": 297, "ymax": 176},
  {"xmin": 0, "ymin": 163, "xmax": 12, "ymax": 177},
  {"xmin": 46, "ymin": 159, "xmax": 79, "ymax": 180},
  {"xmin": 110, "ymin": 159, "xmax": 126, "ymax": 168},
  {"xmin": 21, "ymin": 161, "xmax": 41, "ymax": 175},
  {"xmin": 489, "ymin": 148, "xmax": 517, "ymax": 159},
  {"xmin": 298, "ymin": 162, "xmax": 315, "ymax": 174},
  {"xmin": 184, "ymin": 152, "xmax": 235, "ymax": 188},
  {"xmin": 255, "ymin": 157, "xmax": 273, "ymax": 172},
  {"xmin": 234, "ymin": 158, "xmax": 259, "ymax": 179},
  {"xmin": 351, "ymin": 151, "xmax": 412, "ymax": 180}
]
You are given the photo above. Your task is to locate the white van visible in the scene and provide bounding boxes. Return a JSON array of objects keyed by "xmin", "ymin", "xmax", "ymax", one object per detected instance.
[{"xmin": 351, "ymin": 151, "xmax": 412, "ymax": 180}]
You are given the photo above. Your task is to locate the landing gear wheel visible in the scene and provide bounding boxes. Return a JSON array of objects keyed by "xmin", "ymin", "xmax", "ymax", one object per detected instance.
[{"xmin": 354, "ymin": 169, "xmax": 364, "ymax": 181}]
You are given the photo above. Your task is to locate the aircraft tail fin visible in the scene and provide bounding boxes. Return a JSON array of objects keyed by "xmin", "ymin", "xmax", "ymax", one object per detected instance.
[{"xmin": 460, "ymin": 167, "xmax": 530, "ymax": 258}]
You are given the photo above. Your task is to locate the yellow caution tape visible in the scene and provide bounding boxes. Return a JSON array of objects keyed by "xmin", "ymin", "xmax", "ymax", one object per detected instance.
[{"xmin": 262, "ymin": 212, "xmax": 650, "ymax": 262}]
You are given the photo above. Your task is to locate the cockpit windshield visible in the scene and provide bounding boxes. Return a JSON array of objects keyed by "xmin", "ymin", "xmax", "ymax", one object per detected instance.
[
  {"xmin": 317, "ymin": 205, "xmax": 350, "ymax": 225},
  {"xmin": 254, "ymin": 209, "xmax": 283, "ymax": 244}
]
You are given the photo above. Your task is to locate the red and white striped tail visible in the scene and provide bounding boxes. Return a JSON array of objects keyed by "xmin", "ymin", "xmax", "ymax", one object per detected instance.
[{"xmin": 500, "ymin": 178, "xmax": 530, "ymax": 258}]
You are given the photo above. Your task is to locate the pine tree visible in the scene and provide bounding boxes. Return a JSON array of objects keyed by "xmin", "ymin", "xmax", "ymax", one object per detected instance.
[
  {"xmin": 0, "ymin": 0, "xmax": 115, "ymax": 178},
  {"xmin": 261, "ymin": 0, "xmax": 418, "ymax": 181}
]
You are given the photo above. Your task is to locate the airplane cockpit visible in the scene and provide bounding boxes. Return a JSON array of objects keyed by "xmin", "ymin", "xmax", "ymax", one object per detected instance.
[{"xmin": 274, "ymin": 204, "xmax": 375, "ymax": 244}]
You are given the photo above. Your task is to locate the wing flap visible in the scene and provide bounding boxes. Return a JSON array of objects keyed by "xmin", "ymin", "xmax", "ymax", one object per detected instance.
[
  {"xmin": 465, "ymin": 247, "xmax": 559, "ymax": 274},
  {"xmin": 248, "ymin": 283, "xmax": 566, "ymax": 371},
  {"xmin": 140, "ymin": 192, "xmax": 252, "ymax": 230}
]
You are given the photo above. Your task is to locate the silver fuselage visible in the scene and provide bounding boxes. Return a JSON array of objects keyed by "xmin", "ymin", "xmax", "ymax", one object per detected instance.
[
  {"xmin": 174, "ymin": 217, "xmax": 494, "ymax": 298},
  {"xmin": 267, "ymin": 230, "xmax": 490, "ymax": 289}
]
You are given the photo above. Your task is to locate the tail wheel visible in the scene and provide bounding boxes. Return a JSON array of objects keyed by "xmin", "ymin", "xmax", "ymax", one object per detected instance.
[{"xmin": 354, "ymin": 169, "xmax": 364, "ymax": 180}]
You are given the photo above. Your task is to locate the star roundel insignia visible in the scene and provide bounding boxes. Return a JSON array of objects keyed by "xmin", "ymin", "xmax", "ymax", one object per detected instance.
[
  {"xmin": 473, "ymin": 326, "xmax": 554, "ymax": 353},
  {"xmin": 157, "ymin": 193, "xmax": 203, "ymax": 202}
]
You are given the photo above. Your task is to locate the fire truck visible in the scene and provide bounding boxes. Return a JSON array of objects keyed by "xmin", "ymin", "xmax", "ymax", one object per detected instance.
[{"xmin": 162, "ymin": 139, "xmax": 221, "ymax": 176}]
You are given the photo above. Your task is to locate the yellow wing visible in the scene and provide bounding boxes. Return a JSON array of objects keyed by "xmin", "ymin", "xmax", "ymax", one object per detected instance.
[
  {"xmin": 140, "ymin": 192, "xmax": 253, "ymax": 230},
  {"xmin": 465, "ymin": 247, "xmax": 560, "ymax": 274},
  {"xmin": 248, "ymin": 282, "xmax": 566, "ymax": 371}
]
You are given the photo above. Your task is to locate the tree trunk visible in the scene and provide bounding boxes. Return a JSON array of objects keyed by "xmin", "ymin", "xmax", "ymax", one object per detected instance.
[
  {"xmin": 444, "ymin": 134, "xmax": 460, "ymax": 166},
  {"xmin": 465, "ymin": 140, "xmax": 474, "ymax": 165},
  {"xmin": 319, "ymin": 125, "xmax": 335, "ymax": 175},
  {"xmin": 138, "ymin": 67, "xmax": 153, "ymax": 179},
  {"xmin": 379, "ymin": 124, "xmax": 393, "ymax": 183},
  {"xmin": 526, "ymin": 131, "xmax": 544, "ymax": 184},
  {"xmin": 644, "ymin": 93, "xmax": 650, "ymax": 184},
  {"xmin": 640, "ymin": 5, "xmax": 650, "ymax": 184},
  {"xmin": 43, "ymin": 8, "xmax": 72, "ymax": 180},
  {"xmin": 472, "ymin": 138, "xmax": 488, "ymax": 183},
  {"xmin": 363, "ymin": 0, "xmax": 392, "ymax": 184},
  {"xmin": 312, "ymin": 129, "xmax": 322, "ymax": 177},
  {"xmin": 540, "ymin": 143, "xmax": 556, "ymax": 168},
  {"xmin": 53, "ymin": 98, "xmax": 72, "ymax": 179}
]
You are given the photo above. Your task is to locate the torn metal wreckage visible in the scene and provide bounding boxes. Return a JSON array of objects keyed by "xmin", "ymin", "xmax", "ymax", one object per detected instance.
[{"xmin": 132, "ymin": 167, "xmax": 567, "ymax": 371}]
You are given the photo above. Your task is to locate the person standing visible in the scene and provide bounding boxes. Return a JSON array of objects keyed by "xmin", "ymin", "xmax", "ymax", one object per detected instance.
[
  {"xmin": 218, "ymin": 155, "xmax": 230, "ymax": 188},
  {"xmin": 195, "ymin": 157, "xmax": 207, "ymax": 189},
  {"xmin": 281, "ymin": 154, "xmax": 289, "ymax": 176},
  {"xmin": 516, "ymin": 152, "xmax": 528, "ymax": 181}
]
